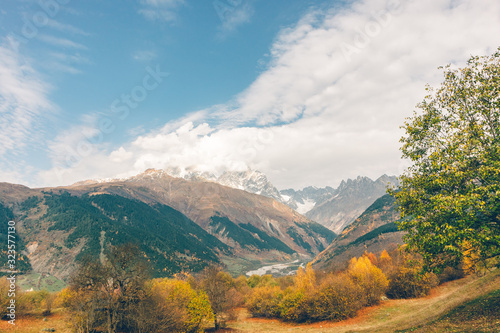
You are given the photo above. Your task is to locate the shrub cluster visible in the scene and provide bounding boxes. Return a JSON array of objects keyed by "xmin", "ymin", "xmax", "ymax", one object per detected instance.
[
  {"xmin": 385, "ymin": 257, "xmax": 438, "ymax": 299},
  {"xmin": 0, "ymin": 279, "xmax": 55, "ymax": 320},
  {"xmin": 247, "ymin": 258, "xmax": 388, "ymax": 323},
  {"xmin": 245, "ymin": 249, "xmax": 450, "ymax": 323}
]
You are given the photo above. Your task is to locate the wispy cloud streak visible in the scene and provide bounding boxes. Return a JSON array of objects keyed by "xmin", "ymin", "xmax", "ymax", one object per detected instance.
[
  {"xmin": 0, "ymin": 43, "xmax": 53, "ymax": 155},
  {"xmin": 138, "ymin": 0, "xmax": 185, "ymax": 22}
]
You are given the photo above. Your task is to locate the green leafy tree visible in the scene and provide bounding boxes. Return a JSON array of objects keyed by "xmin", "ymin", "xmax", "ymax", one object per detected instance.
[{"xmin": 391, "ymin": 48, "xmax": 500, "ymax": 272}]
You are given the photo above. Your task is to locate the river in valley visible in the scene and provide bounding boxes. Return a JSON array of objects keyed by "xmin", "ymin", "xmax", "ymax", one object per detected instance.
[{"xmin": 245, "ymin": 260, "xmax": 305, "ymax": 276}]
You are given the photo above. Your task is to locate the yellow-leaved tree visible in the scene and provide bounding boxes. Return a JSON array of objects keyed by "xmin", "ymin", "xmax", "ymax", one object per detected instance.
[
  {"xmin": 348, "ymin": 255, "xmax": 388, "ymax": 305},
  {"xmin": 151, "ymin": 278, "xmax": 213, "ymax": 333}
]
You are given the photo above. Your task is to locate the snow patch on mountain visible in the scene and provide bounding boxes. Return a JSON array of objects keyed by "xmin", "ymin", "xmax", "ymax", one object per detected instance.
[{"xmin": 295, "ymin": 198, "xmax": 317, "ymax": 215}]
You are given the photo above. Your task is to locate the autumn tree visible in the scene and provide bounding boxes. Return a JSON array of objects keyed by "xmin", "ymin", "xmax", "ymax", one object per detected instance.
[
  {"xmin": 347, "ymin": 256, "xmax": 388, "ymax": 305},
  {"xmin": 246, "ymin": 285, "xmax": 283, "ymax": 318},
  {"xmin": 69, "ymin": 244, "xmax": 149, "ymax": 333},
  {"xmin": 68, "ymin": 259, "xmax": 108, "ymax": 332},
  {"xmin": 391, "ymin": 48, "xmax": 500, "ymax": 272},
  {"xmin": 386, "ymin": 254, "xmax": 438, "ymax": 299},
  {"xmin": 200, "ymin": 266, "xmax": 239, "ymax": 330},
  {"xmin": 305, "ymin": 273, "xmax": 363, "ymax": 322},
  {"xmin": 294, "ymin": 262, "xmax": 316, "ymax": 291},
  {"xmin": 378, "ymin": 250, "xmax": 393, "ymax": 273},
  {"xmin": 144, "ymin": 278, "xmax": 213, "ymax": 333}
]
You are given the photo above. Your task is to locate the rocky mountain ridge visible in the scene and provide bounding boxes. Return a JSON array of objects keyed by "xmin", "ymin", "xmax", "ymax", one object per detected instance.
[
  {"xmin": 74, "ymin": 168, "xmax": 398, "ymax": 234},
  {"xmin": 304, "ymin": 175, "xmax": 399, "ymax": 233}
]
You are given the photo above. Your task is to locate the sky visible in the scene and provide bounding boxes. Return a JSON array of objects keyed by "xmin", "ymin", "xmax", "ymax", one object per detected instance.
[{"xmin": 0, "ymin": 0, "xmax": 499, "ymax": 190}]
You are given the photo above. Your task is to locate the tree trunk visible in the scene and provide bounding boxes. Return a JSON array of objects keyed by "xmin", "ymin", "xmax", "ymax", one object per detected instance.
[{"xmin": 107, "ymin": 310, "xmax": 113, "ymax": 333}]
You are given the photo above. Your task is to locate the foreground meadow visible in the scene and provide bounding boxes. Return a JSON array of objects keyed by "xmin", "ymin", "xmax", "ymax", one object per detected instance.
[{"xmin": 2, "ymin": 268, "xmax": 498, "ymax": 333}]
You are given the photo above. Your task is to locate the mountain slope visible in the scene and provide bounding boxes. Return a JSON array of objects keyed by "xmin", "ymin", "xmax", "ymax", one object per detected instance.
[
  {"xmin": 74, "ymin": 168, "xmax": 286, "ymax": 204},
  {"xmin": 72, "ymin": 169, "xmax": 398, "ymax": 236},
  {"xmin": 3, "ymin": 191, "xmax": 230, "ymax": 279},
  {"xmin": 0, "ymin": 170, "xmax": 340, "ymax": 280},
  {"xmin": 0, "ymin": 202, "xmax": 32, "ymax": 275},
  {"xmin": 312, "ymin": 193, "xmax": 404, "ymax": 271},
  {"xmin": 65, "ymin": 169, "xmax": 335, "ymax": 258}
]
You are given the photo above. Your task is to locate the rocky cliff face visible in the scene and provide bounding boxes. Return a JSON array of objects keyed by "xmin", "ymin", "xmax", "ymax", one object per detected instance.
[
  {"xmin": 217, "ymin": 170, "xmax": 283, "ymax": 203},
  {"xmin": 280, "ymin": 186, "xmax": 336, "ymax": 214},
  {"xmin": 304, "ymin": 175, "xmax": 399, "ymax": 233}
]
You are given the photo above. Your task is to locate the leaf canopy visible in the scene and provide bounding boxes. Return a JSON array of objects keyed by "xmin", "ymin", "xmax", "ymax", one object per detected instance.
[{"xmin": 391, "ymin": 48, "xmax": 500, "ymax": 272}]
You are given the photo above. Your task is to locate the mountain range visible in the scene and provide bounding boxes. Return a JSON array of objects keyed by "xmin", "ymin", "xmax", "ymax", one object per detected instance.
[
  {"xmin": 0, "ymin": 169, "xmax": 335, "ymax": 280},
  {"xmin": 88, "ymin": 168, "xmax": 397, "ymax": 234},
  {"xmin": 155, "ymin": 168, "xmax": 398, "ymax": 234},
  {"xmin": 302, "ymin": 175, "xmax": 399, "ymax": 233},
  {"xmin": 0, "ymin": 167, "xmax": 400, "ymax": 282}
]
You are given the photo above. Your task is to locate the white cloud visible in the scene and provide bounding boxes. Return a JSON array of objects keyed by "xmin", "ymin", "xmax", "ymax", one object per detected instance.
[
  {"xmin": 46, "ymin": 114, "xmax": 104, "ymax": 167},
  {"xmin": 38, "ymin": 0, "xmax": 500, "ymax": 189},
  {"xmin": 47, "ymin": 62, "xmax": 82, "ymax": 74},
  {"xmin": 37, "ymin": 22, "xmax": 90, "ymax": 75},
  {"xmin": 46, "ymin": 19, "xmax": 90, "ymax": 36},
  {"xmin": 49, "ymin": 52, "xmax": 90, "ymax": 64},
  {"xmin": 38, "ymin": 34, "xmax": 88, "ymax": 50},
  {"xmin": 215, "ymin": 1, "xmax": 254, "ymax": 39},
  {"xmin": 138, "ymin": 0, "xmax": 185, "ymax": 22},
  {"xmin": 132, "ymin": 50, "xmax": 157, "ymax": 62},
  {"xmin": 0, "ymin": 41, "xmax": 53, "ymax": 157},
  {"xmin": 109, "ymin": 147, "xmax": 133, "ymax": 163}
]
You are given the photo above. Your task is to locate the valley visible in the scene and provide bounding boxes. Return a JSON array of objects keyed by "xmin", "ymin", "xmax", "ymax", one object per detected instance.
[
  {"xmin": 1, "ymin": 166, "xmax": 498, "ymax": 333},
  {"xmin": 1, "ymin": 168, "xmax": 350, "ymax": 281},
  {"xmin": 0, "ymin": 168, "xmax": 405, "ymax": 288}
]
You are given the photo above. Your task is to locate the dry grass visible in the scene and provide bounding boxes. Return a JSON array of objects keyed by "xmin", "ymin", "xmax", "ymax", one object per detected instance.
[
  {"xmin": 1, "ymin": 269, "xmax": 498, "ymax": 333},
  {"xmin": 229, "ymin": 268, "xmax": 500, "ymax": 333},
  {"xmin": 0, "ymin": 309, "xmax": 72, "ymax": 333}
]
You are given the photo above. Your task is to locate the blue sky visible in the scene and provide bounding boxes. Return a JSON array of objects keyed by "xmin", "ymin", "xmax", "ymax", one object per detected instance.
[{"xmin": 1, "ymin": 0, "xmax": 500, "ymax": 189}]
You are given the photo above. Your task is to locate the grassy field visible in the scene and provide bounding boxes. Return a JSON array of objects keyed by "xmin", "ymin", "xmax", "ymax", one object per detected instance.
[
  {"xmin": 1, "ymin": 268, "xmax": 499, "ymax": 332},
  {"xmin": 397, "ymin": 288, "xmax": 500, "ymax": 332},
  {"xmin": 17, "ymin": 274, "xmax": 67, "ymax": 292}
]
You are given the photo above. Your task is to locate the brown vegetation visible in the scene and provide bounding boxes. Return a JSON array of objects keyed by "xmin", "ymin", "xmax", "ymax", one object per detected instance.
[{"xmin": 1, "ymin": 246, "xmax": 492, "ymax": 332}]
